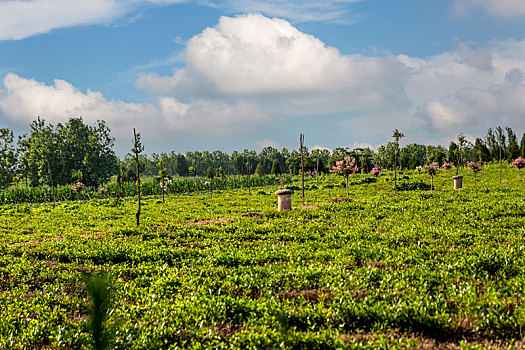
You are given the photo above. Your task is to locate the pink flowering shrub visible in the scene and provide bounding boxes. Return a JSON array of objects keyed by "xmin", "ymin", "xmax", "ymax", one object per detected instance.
[
  {"xmin": 370, "ymin": 166, "xmax": 382, "ymax": 177},
  {"xmin": 467, "ymin": 161, "xmax": 483, "ymax": 185},
  {"xmin": 466, "ymin": 161, "xmax": 482, "ymax": 173},
  {"xmin": 442, "ymin": 163, "xmax": 452, "ymax": 171},
  {"xmin": 331, "ymin": 157, "xmax": 359, "ymax": 199},
  {"xmin": 512, "ymin": 157, "xmax": 525, "ymax": 169},
  {"xmin": 71, "ymin": 182, "xmax": 86, "ymax": 192},
  {"xmin": 424, "ymin": 163, "xmax": 440, "ymax": 191},
  {"xmin": 71, "ymin": 182, "xmax": 87, "ymax": 199}
]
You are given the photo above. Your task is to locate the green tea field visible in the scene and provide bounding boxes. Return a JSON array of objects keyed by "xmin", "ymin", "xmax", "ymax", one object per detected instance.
[{"xmin": 1, "ymin": 164, "xmax": 525, "ymax": 349}]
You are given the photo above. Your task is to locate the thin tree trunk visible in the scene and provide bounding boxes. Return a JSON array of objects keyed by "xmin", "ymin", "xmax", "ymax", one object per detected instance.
[
  {"xmin": 247, "ymin": 163, "xmax": 251, "ymax": 195},
  {"xmin": 499, "ymin": 145, "xmax": 502, "ymax": 183},
  {"xmin": 430, "ymin": 176, "xmax": 433, "ymax": 192},
  {"xmin": 300, "ymin": 133, "xmax": 305, "ymax": 206},
  {"xmin": 133, "ymin": 128, "xmax": 141, "ymax": 227},
  {"xmin": 346, "ymin": 176, "xmax": 349, "ymax": 200},
  {"xmin": 394, "ymin": 152, "xmax": 397, "ymax": 193}
]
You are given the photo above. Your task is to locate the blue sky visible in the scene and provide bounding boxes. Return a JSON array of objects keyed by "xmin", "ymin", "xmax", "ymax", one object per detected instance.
[{"xmin": 1, "ymin": 0, "xmax": 525, "ymax": 155}]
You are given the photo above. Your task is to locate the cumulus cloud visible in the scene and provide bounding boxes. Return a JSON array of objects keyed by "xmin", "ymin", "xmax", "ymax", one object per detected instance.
[
  {"xmin": 416, "ymin": 68, "xmax": 525, "ymax": 135},
  {"xmin": 137, "ymin": 14, "xmax": 409, "ymax": 114},
  {"xmin": 0, "ymin": 73, "xmax": 271, "ymax": 140},
  {"xmin": 453, "ymin": 0, "xmax": 525, "ymax": 17},
  {"xmin": 3, "ymin": 12, "xmax": 525, "ymax": 151}
]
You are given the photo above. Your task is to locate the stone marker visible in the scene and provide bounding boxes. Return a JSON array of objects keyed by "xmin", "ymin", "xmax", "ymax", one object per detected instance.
[
  {"xmin": 275, "ymin": 189, "xmax": 294, "ymax": 211},
  {"xmin": 452, "ymin": 175, "xmax": 463, "ymax": 190}
]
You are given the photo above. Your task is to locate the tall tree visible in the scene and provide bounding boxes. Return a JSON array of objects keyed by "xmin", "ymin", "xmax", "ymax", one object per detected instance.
[
  {"xmin": 472, "ymin": 138, "xmax": 491, "ymax": 162},
  {"xmin": 520, "ymin": 133, "xmax": 525, "ymax": 158},
  {"xmin": 0, "ymin": 128, "xmax": 17, "ymax": 189},
  {"xmin": 495, "ymin": 126, "xmax": 506, "ymax": 183},
  {"xmin": 175, "ymin": 154, "xmax": 189, "ymax": 176},
  {"xmin": 132, "ymin": 129, "xmax": 144, "ymax": 226},
  {"xmin": 392, "ymin": 129, "xmax": 405, "ymax": 192},
  {"xmin": 485, "ymin": 128, "xmax": 498, "ymax": 161},
  {"xmin": 300, "ymin": 133, "xmax": 305, "ymax": 206},
  {"xmin": 448, "ymin": 142, "xmax": 458, "ymax": 164},
  {"xmin": 82, "ymin": 120, "xmax": 118, "ymax": 187},
  {"xmin": 271, "ymin": 159, "xmax": 281, "ymax": 175},
  {"xmin": 456, "ymin": 134, "xmax": 466, "ymax": 176},
  {"xmin": 506, "ymin": 127, "xmax": 520, "ymax": 161}
]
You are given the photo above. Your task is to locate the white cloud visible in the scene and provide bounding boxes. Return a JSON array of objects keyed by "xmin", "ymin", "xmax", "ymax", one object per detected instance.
[
  {"xmin": 136, "ymin": 15, "xmax": 525, "ymax": 147},
  {"xmin": 0, "ymin": 73, "xmax": 271, "ymax": 140},
  {"xmin": 256, "ymin": 139, "xmax": 282, "ymax": 150},
  {"xmin": 137, "ymin": 14, "xmax": 409, "ymax": 114},
  {"xmin": 0, "ymin": 0, "xmax": 125, "ymax": 40},
  {"xmin": 211, "ymin": 0, "xmax": 362, "ymax": 25},
  {"xmin": 453, "ymin": 0, "xmax": 525, "ymax": 17},
  {"xmin": 0, "ymin": 0, "xmax": 362, "ymax": 41},
  {"xmin": 311, "ymin": 145, "xmax": 333, "ymax": 152},
  {"xmin": 404, "ymin": 40, "xmax": 525, "ymax": 132},
  {"xmin": 415, "ymin": 65, "xmax": 525, "ymax": 135}
]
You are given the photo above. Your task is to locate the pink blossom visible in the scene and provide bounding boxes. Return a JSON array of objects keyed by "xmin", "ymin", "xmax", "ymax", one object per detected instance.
[
  {"xmin": 331, "ymin": 157, "xmax": 359, "ymax": 178},
  {"xmin": 512, "ymin": 157, "xmax": 525, "ymax": 169},
  {"xmin": 424, "ymin": 162, "xmax": 440, "ymax": 176},
  {"xmin": 466, "ymin": 161, "xmax": 483, "ymax": 173},
  {"xmin": 442, "ymin": 163, "xmax": 452, "ymax": 171},
  {"xmin": 370, "ymin": 166, "xmax": 382, "ymax": 177},
  {"xmin": 71, "ymin": 182, "xmax": 86, "ymax": 192}
]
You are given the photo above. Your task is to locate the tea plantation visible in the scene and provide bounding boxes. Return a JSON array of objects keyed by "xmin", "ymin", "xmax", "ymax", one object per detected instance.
[{"xmin": 1, "ymin": 164, "xmax": 525, "ymax": 349}]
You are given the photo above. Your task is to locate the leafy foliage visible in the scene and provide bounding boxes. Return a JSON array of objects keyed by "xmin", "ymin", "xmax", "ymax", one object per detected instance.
[{"xmin": 1, "ymin": 164, "xmax": 525, "ymax": 348}]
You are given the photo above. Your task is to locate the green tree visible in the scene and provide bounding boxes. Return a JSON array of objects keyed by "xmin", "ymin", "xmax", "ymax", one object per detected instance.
[
  {"xmin": 254, "ymin": 163, "xmax": 264, "ymax": 177},
  {"xmin": 19, "ymin": 117, "xmax": 117, "ymax": 188},
  {"xmin": 520, "ymin": 133, "xmax": 525, "ymax": 158},
  {"xmin": 206, "ymin": 167, "xmax": 215, "ymax": 179},
  {"xmin": 392, "ymin": 129, "xmax": 405, "ymax": 191},
  {"xmin": 271, "ymin": 159, "xmax": 281, "ymax": 175},
  {"xmin": 0, "ymin": 128, "xmax": 17, "ymax": 189},
  {"xmin": 447, "ymin": 142, "xmax": 457, "ymax": 164},
  {"xmin": 374, "ymin": 143, "xmax": 395, "ymax": 169},
  {"xmin": 82, "ymin": 120, "xmax": 118, "ymax": 187},
  {"xmin": 485, "ymin": 128, "xmax": 498, "ymax": 161},
  {"xmin": 175, "ymin": 154, "xmax": 189, "ymax": 176},
  {"xmin": 506, "ymin": 127, "xmax": 520, "ymax": 161},
  {"xmin": 456, "ymin": 134, "xmax": 467, "ymax": 176},
  {"xmin": 156, "ymin": 160, "xmax": 170, "ymax": 203},
  {"xmin": 132, "ymin": 129, "xmax": 144, "ymax": 226},
  {"xmin": 472, "ymin": 138, "xmax": 491, "ymax": 162}
]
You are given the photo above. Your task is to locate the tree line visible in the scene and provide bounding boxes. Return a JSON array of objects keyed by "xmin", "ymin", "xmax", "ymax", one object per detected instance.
[
  {"xmin": 0, "ymin": 117, "xmax": 117, "ymax": 189},
  {"xmin": 1, "ymin": 117, "xmax": 524, "ymax": 189}
]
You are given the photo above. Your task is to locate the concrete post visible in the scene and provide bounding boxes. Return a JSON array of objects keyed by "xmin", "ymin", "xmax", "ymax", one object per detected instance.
[
  {"xmin": 452, "ymin": 175, "xmax": 463, "ymax": 190},
  {"xmin": 275, "ymin": 189, "xmax": 294, "ymax": 211}
]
